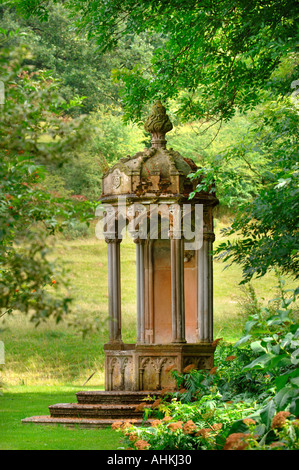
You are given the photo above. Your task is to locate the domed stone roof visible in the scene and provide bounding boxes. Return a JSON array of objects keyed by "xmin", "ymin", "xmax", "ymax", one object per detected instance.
[{"xmin": 101, "ymin": 102, "xmax": 218, "ymax": 206}]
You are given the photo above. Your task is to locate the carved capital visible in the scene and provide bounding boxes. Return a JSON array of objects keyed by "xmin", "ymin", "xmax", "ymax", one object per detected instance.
[
  {"xmin": 105, "ymin": 235, "xmax": 122, "ymax": 244},
  {"xmin": 203, "ymin": 232, "xmax": 215, "ymax": 242}
]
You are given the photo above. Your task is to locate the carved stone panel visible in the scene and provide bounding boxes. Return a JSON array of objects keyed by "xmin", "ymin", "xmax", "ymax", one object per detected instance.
[
  {"xmin": 183, "ymin": 354, "xmax": 214, "ymax": 371},
  {"xmin": 106, "ymin": 353, "xmax": 134, "ymax": 391},
  {"xmin": 105, "ymin": 343, "xmax": 215, "ymax": 392},
  {"xmin": 139, "ymin": 356, "xmax": 177, "ymax": 391}
]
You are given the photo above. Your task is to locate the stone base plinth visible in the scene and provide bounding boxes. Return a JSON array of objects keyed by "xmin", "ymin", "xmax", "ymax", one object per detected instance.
[
  {"xmin": 22, "ymin": 344, "xmax": 215, "ymax": 428},
  {"xmin": 104, "ymin": 342, "xmax": 215, "ymax": 392},
  {"xmin": 22, "ymin": 391, "xmax": 160, "ymax": 428}
]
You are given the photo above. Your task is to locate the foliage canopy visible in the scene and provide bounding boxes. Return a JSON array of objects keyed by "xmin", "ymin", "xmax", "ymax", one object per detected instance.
[
  {"xmin": 12, "ymin": 0, "xmax": 299, "ymax": 123},
  {"xmin": 0, "ymin": 38, "xmax": 95, "ymax": 323}
]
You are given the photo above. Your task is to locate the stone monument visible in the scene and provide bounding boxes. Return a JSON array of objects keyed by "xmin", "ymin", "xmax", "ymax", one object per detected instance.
[
  {"xmin": 101, "ymin": 101, "xmax": 218, "ymax": 392},
  {"xmin": 22, "ymin": 102, "xmax": 219, "ymax": 427}
]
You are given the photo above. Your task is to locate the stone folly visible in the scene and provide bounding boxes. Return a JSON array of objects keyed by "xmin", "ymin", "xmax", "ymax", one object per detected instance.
[
  {"xmin": 101, "ymin": 101, "xmax": 219, "ymax": 392},
  {"xmin": 22, "ymin": 102, "xmax": 219, "ymax": 428}
]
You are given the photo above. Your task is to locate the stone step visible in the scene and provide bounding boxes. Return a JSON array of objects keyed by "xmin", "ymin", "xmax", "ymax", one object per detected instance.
[
  {"xmin": 22, "ymin": 415, "xmax": 152, "ymax": 429},
  {"xmin": 49, "ymin": 403, "xmax": 148, "ymax": 419},
  {"xmin": 76, "ymin": 390, "xmax": 161, "ymax": 405}
]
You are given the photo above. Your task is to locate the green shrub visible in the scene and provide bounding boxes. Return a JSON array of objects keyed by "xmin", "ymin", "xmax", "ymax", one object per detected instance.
[
  {"xmin": 62, "ymin": 221, "xmax": 90, "ymax": 240},
  {"xmin": 113, "ymin": 280, "xmax": 299, "ymax": 450}
]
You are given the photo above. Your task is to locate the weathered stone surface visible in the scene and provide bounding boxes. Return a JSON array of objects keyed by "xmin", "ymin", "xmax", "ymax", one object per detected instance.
[
  {"xmin": 104, "ymin": 343, "xmax": 215, "ymax": 391},
  {"xmin": 101, "ymin": 102, "xmax": 218, "ymax": 203},
  {"xmin": 49, "ymin": 403, "xmax": 145, "ymax": 419},
  {"xmin": 22, "ymin": 391, "xmax": 161, "ymax": 428},
  {"xmin": 22, "ymin": 416, "xmax": 153, "ymax": 429},
  {"xmin": 22, "ymin": 102, "xmax": 219, "ymax": 428},
  {"xmin": 76, "ymin": 390, "xmax": 160, "ymax": 404}
]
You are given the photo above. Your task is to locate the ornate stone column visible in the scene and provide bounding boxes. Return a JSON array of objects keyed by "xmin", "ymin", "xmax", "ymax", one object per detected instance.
[
  {"xmin": 170, "ymin": 230, "xmax": 186, "ymax": 343},
  {"xmin": 197, "ymin": 229, "xmax": 215, "ymax": 343},
  {"xmin": 135, "ymin": 237, "xmax": 146, "ymax": 344},
  {"xmin": 106, "ymin": 236, "xmax": 122, "ymax": 343},
  {"xmin": 144, "ymin": 240, "xmax": 154, "ymax": 344}
]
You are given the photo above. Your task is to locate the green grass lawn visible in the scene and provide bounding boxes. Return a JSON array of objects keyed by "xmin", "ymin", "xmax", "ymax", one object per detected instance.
[
  {"xmin": 0, "ymin": 222, "xmax": 297, "ymax": 449},
  {"xmin": 0, "ymin": 385, "xmax": 122, "ymax": 450}
]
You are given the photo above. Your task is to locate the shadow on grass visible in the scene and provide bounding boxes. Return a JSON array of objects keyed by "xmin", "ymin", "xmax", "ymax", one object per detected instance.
[{"xmin": 0, "ymin": 387, "xmax": 122, "ymax": 450}]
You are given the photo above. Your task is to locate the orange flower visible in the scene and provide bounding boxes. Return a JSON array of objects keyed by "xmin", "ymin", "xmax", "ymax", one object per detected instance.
[
  {"xmin": 162, "ymin": 416, "xmax": 173, "ymax": 422},
  {"xmin": 135, "ymin": 439, "xmax": 150, "ymax": 450},
  {"xmin": 243, "ymin": 418, "xmax": 256, "ymax": 426},
  {"xmin": 165, "ymin": 364, "xmax": 177, "ymax": 373},
  {"xmin": 121, "ymin": 421, "xmax": 133, "ymax": 430},
  {"xmin": 168, "ymin": 421, "xmax": 183, "ymax": 432},
  {"xmin": 135, "ymin": 403, "xmax": 147, "ymax": 412},
  {"xmin": 212, "ymin": 338, "xmax": 223, "ymax": 348},
  {"xmin": 271, "ymin": 411, "xmax": 291, "ymax": 430},
  {"xmin": 223, "ymin": 433, "xmax": 249, "ymax": 450},
  {"xmin": 183, "ymin": 420, "xmax": 197, "ymax": 435},
  {"xmin": 269, "ymin": 441, "xmax": 285, "ymax": 448},
  {"xmin": 211, "ymin": 423, "xmax": 223, "ymax": 431},
  {"xmin": 151, "ymin": 419, "xmax": 162, "ymax": 427},
  {"xmin": 183, "ymin": 364, "xmax": 196, "ymax": 373},
  {"xmin": 129, "ymin": 433, "xmax": 139, "ymax": 442},
  {"xmin": 195, "ymin": 428, "xmax": 211, "ymax": 438},
  {"xmin": 225, "ymin": 355, "xmax": 237, "ymax": 361},
  {"xmin": 209, "ymin": 366, "xmax": 218, "ymax": 375},
  {"xmin": 52, "ymin": 280, "xmax": 56, "ymax": 284},
  {"xmin": 152, "ymin": 399, "xmax": 161, "ymax": 409},
  {"xmin": 111, "ymin": 420, "xmax": 123, "ymax": 430}
]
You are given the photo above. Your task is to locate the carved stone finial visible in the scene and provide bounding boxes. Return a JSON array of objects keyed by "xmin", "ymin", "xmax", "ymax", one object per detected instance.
[{"xmin": 144, "ymin": 101, "xmax": 173, "ymax": 149}]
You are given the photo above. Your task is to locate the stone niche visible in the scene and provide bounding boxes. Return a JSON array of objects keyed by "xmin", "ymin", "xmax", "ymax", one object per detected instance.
[{"xmin": 100, "ymin": 101, "xmax": 219, "ymax": 392}]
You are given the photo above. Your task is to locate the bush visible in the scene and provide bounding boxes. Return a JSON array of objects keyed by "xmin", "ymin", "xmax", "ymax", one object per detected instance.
[
  {"xmin": 62, "ymin": 221, "xmax": 90, "ymax": 240},
  {"xmin": 112, "ymin": 281, "xmax": 299, "ymax": 450}
]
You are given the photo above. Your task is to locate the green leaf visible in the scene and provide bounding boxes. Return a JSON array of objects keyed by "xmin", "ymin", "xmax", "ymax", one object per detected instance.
[
  {"xmin": 244, "ymin": 320, "xmax": 258, "ymax": 334},
  {"xmin": 234, "ymin": 334, "xmax": 251, "ymax": 347},
  {"xmin": 274, "ymin": 386, "xmax": 298, "ymax": 411},
  {"xmin": 243, "ymin": 353, "xmax": 274, "ymax": 370},
  {"xmin": 259, "ymin": 400, "xmax": 276, "ymax": 428},
  {"xmin": 250, "ymin": 340, "xmax": 267, "ymax": 353}
]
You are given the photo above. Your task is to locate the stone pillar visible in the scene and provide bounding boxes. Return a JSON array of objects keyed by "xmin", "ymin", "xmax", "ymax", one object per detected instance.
[
  {"xmin": 106, "ymin": 237, "xmax": 122, "ymax": 343},
  {"xmin": 170, "ymin": 231, "xmax": 186, "ymax": 343},
  {"xmin": 135, "ymin": 238, "xmax": 145, "ymax": 343},
  {"xmin": 144, "ymin": 240, "xmax": 154, "ymax": 344},
  {"xmin": 197, "ymin": 233, "xmax": 214, "ymax": 342}
]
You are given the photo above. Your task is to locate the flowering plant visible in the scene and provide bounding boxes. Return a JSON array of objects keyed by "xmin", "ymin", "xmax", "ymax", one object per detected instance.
[{"xmin": 112, "ymin": 282, "xmax": 299, "ymax": 450}]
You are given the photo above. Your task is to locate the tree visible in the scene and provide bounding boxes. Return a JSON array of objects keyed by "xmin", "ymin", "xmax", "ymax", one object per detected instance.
[
  {"xmin": 7, "ymin": 0, "xmax": 299, "ymax": 281},
  {"xmin": 193, "ymin": 93, "xmax": 299, "ymax": 282},
  {"xmin": 0, "ymin": 36, "xmax": 95, "ymax": 324},
  {"xmin": 11, "ymin": 0, "xmax": 298, "ymax": 122},
  {"xmin": 1, "ymin": 1, "xmax": 155, "ymax": 116}
]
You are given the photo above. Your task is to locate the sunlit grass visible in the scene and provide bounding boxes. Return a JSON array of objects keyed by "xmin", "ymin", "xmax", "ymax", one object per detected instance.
[
  {"xmin": 0, "ymin": 385, "xmax": 121, "ymax": 450},
  {"xmin": 1, "ymin": 221, "xmax": 297, "ymax": 388},
  {"xmin": 0, "ymin": 221, "xmax": 297, "ymax": 450}
]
